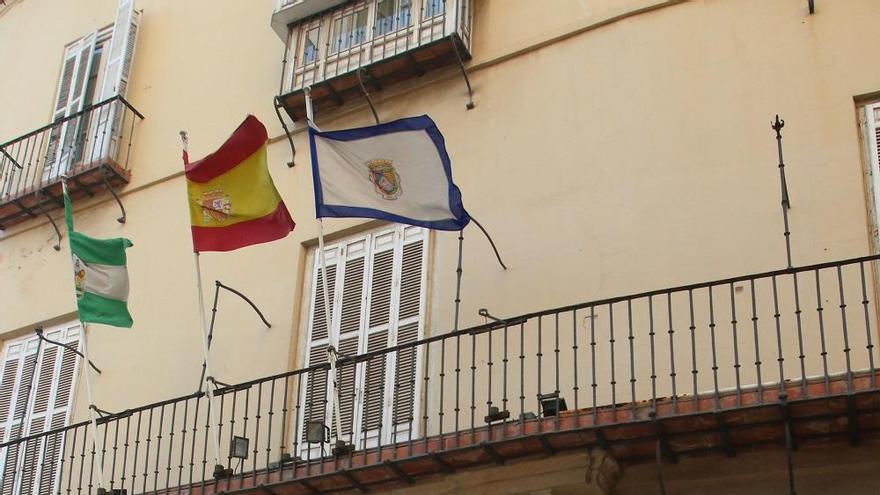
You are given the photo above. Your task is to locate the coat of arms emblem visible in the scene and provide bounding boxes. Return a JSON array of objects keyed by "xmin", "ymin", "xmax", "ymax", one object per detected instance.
[
  {"xmin": 72, "ymin": 255, "xmax": 86, "ymax": 301},
  {"xmin": 199, "ymin": 189, "xmax": 232, "ymax": 223},
  {"xmin": 366, "ymin": 159, "xmax": 402, "ymax": 200}
]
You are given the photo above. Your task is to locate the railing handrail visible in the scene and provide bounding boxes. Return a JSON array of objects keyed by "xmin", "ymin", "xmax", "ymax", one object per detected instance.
[
  {"xmin": 2, "ymin": 252, "xmax": 877, "ymax": 452},
  {"xmin": 0, "ymin": 95, "xmax": 143, "ymax": 150}
]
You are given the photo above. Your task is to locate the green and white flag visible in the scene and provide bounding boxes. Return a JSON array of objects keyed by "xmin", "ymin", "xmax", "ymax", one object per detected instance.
[{"xmin": 63, "ymin": 183, "xmax": 134, "ymax": 328}]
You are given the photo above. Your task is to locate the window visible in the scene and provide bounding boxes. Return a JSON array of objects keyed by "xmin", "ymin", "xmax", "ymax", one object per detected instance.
[
  {"xmin": 0, "ymin": 324, "xmax": 81, "ymax": 495},
  {"xmin": 423, "ymin": 0, "xmax": 444, "ymax": 18},
  {"xmin": 44, "ymin": 0, "xmax": 140, "ymax": 181},
  {"xmin": 298, "ymin": 225, "xmax": 427, "ymax": 454},
  {"xmin": 302, "ymin": 26, "xmax": 320, "ymax": 64},
  {"xmin": 330, "ymin": 9, "xmax": 368, "ymax": 54},
  {"xmin": 374, "ymin": 0, "xmax": 411, "ymax": 37}
]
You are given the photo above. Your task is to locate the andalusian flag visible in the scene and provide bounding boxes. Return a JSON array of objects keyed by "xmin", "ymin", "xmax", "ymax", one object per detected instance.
[
  {"xmin": 63, "ymin": 183, "xmax": 134, "ymax": 328},
  {"xmin": 185, "ymin": 115, "xmax": 295, "ymax": 252}
]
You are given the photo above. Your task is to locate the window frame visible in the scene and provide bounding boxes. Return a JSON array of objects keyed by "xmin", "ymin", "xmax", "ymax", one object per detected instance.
[
  {"xmin": 296, "ymin": 224, "xmax": 429, "ymax": 456},
  {"xmin": 0, "ymin": 322, "xmax": 81, "ymax": 495}
]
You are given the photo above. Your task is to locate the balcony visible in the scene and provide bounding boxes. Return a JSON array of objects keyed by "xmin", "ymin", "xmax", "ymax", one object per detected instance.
[
  {"xmin": 274, "ymin": 0, "xmax": 473, "ymax": 121},
  {"xmin": 0, "ymin": 96, "xmax": 144, "ymax": 231},
  {"xmin": 1, "ymin": 254, "xmax": 879, "ymax": 494}
]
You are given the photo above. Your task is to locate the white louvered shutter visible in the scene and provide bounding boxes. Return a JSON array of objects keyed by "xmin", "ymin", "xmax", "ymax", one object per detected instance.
[
  {"xmin": 298, "ymin": 226, "xmax": 427, "ymax": 455},
  {"xmin": 300, "ymin": 248, "xmax": 337, "ymax": 452},
  {"xmin": 0, "ymin": 326, "xmax": 80, "ymax": 495},
  {"xmin": 866, "ymin": 103, "xmax": 880, "ymax": 248},
  {"xmin": 95, "ymin": 0, "xmax": 141, "ymax": 161}
]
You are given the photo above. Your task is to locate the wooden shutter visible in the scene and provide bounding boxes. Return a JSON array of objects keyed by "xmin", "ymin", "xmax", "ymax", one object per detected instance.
[
  {"xmin": 361, "ymin": 232, "xmax": 395, "ymax": 437},
  {"xmin": 95, "ymin": 0, "xmax": 141, "ymax": 160},
  {"xmin": 391, "ymin": 232, "xmax": 425, "ymax": 428}
]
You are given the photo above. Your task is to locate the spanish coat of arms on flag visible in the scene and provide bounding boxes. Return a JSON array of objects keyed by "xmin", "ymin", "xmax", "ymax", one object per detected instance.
[{"xmin": 308, "ymin": 115, "xmax": 470, "ymax": 231}]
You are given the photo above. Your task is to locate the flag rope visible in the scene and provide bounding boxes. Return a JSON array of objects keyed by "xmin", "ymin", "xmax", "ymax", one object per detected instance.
[
  {"xmin": 80, "ymin": 323, "xmax": 106, "ymax": 489},
  {"xmin": 307, "ymin": 87, "xmax": 344, "ymax": 446}
]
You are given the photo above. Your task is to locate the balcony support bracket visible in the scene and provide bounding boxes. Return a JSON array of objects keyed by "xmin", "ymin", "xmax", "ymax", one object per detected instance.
[
  {"xmin": 384, "ymin": 460, "xmax": 415, "ymax": 485},
  {"xmin": 715, "ymin": 413, "xmax": 736, "ymax": 457},
  {"xmin": 780, "ymin": 393, "xmax": 797, "ymax": 495},
  {"xmin": 449, "ymin": 35, "xmax": 475, "ymax": 110},
  {"xmin": 274, "ymin": 97, "xmax": 297, "ymax": 168},
  {"xmin": 845, "ymin": 393, "xmax": 860, "ymax": 445},
  {"xmin": 481, "ymin": 441, "xmax": 505, "ymax": 465},
  {"xmin": 650, "ymin": 412, "xmax": 677, "ymax": 464},
  {"xmin": 34, "ymin": 189, "xmax": 62, "ymax": 251},
  {"xmin": 356, "ymin": 68, "xmax": 381, "ymax": 125},
  {"xmin": 429, "ymin": 452, "xmax": 455, "ymax": 473},
  {"xmin": 339, "ymin": 469, "xmax": 369, "ymax": 493},
  {"xmin": 298, "ymin": 479, "xmax": 323, "ymax": 495},
  {"xmin": 100, "ymin": 165, "xmax": 126, "ymax": 224},
  {"xmin": 537, "ymin": 434, "xmax": 556, "ymax": 456}
]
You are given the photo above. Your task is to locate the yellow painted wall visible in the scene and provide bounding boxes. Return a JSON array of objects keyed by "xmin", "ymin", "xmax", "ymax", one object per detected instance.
[{"xmin": 0, "ymin": 0, "xmax": 879, "ymax": 489}]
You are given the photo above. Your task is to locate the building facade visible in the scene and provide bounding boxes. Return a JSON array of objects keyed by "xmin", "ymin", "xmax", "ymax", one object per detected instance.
[{"xmin": 0, "ymin": 0, "xmax": 879, "ymax": 493}]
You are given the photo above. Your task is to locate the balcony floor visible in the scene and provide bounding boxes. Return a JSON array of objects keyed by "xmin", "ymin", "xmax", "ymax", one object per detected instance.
[
  {"xmin": 0, "ymin": 159, "xmax": 129, "ymax": 229},
  {"xmin": 278, "ymin": 33, "xmax": 471, "ymax": 122},
  {"xmin": 171, "ymin": 370, "xmax": 880, "ymax": 495}
]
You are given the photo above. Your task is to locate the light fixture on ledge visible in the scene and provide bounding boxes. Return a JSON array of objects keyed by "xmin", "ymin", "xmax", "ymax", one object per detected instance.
[
  {"xmin": 230, "ymin": 436, "xmax": 250, "ymax": 459},
  {"xmin": 306, "ymin": 421, "xmax": 329, "ymax": 444},
  {"xmin": 97, "ymin": 489, "xmax": 126, "ymax": 495},
  {"xmin": 484, "ymin": 405, "xmax": 510, "ymax": 423},
  {"xmin": 538, "ymin": 392, "xmax": 568, "ymax": 417},
  {"xmin": 332, "ymin": 439, "xmax": 354, "ymax": 456}
]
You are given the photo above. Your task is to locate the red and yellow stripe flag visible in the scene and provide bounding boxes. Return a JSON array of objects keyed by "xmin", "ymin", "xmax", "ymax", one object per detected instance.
[{"xmin": 184, "ymin": 115, "xmax": 295, "ymax": 252}]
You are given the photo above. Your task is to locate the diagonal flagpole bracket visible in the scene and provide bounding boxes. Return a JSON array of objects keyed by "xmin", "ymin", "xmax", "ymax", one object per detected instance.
[
  {"xmin": 35, "ymin": 327, "xmax": 102, "ymax": 374},
  {"xmin": 468, "ymin": 215, "xmax": 506, "ymax": 270},
  {"xmin": 356, "ymin": 68, "xmax": 381, "ymax": 125},
  {"xmin": 99, "ymin": 165, "xmax": 126, "ymax": 224}
]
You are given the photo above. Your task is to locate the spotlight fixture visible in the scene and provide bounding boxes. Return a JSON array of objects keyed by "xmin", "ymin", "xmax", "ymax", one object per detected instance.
[
  {"xmin": 230, "ymin": 436, "xmax": 250, "ymax": 459},
  {"xmin": 332, "ymin": 439, "xmax": 354, "ymax": 456},
  {"xmin": 519, "ymin": 412, "xmax": 537, "ymax": 421},
  {"xmin": 484, "ymin": 405, "xmax": 510, "ymax": 423},
  {"xmin": 538, "ymin": 392, "xmax": 568, "ymax": 417},
  {"xmin": 97, "ymin": 489, "xmax": 127, "ymax": 495},
  {"xmin": 306, "ymin": 421, "xmax": 329, "ymax": 444},
  {"xmin": 212, "ymin": 463, "xmax": 234, "ymax": 480}
]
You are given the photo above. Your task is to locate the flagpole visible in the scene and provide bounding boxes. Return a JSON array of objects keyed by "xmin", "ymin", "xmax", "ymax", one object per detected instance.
[
  {"xmin": 453, "ymin": 230, "xmax": 463, "ymax": 332},
  {"xmin": 306, "ymin": 87, "xmax": 343, "ymax": 445},
  {"xmin": 79, "ymin": 322, "xmax": 107, "ymax": 490},
  {"xmin": 181, "ymin": 131, "xmax": 225, "ymax": 476},
  {"xmin": 60, "ymin": 177, "xmax": 108, "ymax": 489}
]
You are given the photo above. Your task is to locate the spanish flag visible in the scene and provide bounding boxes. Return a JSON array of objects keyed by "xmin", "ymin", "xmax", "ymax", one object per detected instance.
[{"xmin": 185, "ymin": 115, "xmax": 295, "ymax": 252}]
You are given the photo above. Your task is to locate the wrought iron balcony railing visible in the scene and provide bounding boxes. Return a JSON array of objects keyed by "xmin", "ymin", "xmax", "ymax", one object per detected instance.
[
  {"xmin": 275, "ymin": 0, "xmax": 473, "ymax": 121},
  {"xmin": 0, "ymin": 96, "xmax": 144, "ymax": 232},
  {"xmin": 1, "ymin": 254, "xmax": 878, "ymax": 495}
]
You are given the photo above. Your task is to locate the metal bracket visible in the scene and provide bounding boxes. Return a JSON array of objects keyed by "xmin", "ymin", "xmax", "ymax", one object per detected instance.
[
  {"xmin": 715, "ymin": 412, "xmax": 736, "ymax": 457},
  {"xmin": 845, "ymin": 394, "xmax": 860, "ymax": 446},
  {"xmin": 339, "ymin": 469, "xmax": 369, "ymax": 493},
  {"xmin": 273, "ymin": 97, "xmax": 297, "ymax": 168},
  {"xmin": 383, "ymin": 460, "xmax": 415, "ymax": 485},
  {"xmin": 0, "ymin": 145, "xmax": 22, "ymax": 169},
  {"xmin": 808, "ymin": 0, "xmax": 815, "ymax": 14},
  {"xmin": 480, "ymin": 441, "xmax": 505, "ymax": 465},
  {"xmin": 99, "ymin": 166, "xmax": 126, "ymax": 223},
  {"xmin": 356, "ymin": 68, "xmax": 381, "ymax": 125},
  {"xmin": 35, "ymin": 327, "xmax": 101, "ymax": 374},
  {"xmin": 449, "ymin": 35, "xmax": 475, "ymax": 110},
  {"xmin": 34, "ymin": 189, "xmax": 62, "ymax": 251},
  {"xmin": 779, "ymin": 393, "xmax": 797, "ymax": 495},
  {"xmin": 430, "ymin": 452, "xmax": 455, "ymax": 473}
]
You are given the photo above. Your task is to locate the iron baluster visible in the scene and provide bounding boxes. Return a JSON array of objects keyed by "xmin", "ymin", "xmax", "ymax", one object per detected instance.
[
  {"xmin": 837, "ymin": 266, "xmax": 853, "ymax": 391},
  {"xmin": 750, "ymin": 280, "xmax": 764, "ymax": 404},
  {"xmin": 609, "ymin": 303, "xmax": 616, "ymax": 419},
  {"xmin": 648, "ymin": 296, "xmax": 657, "ymax": 410},
  {"xmin": 709, "ymin": 286, "xmax": 720, "ymax": 409},
  {"xmin": 590, "ymin": 306, "xmax": 598, "ymax": 422},
  {"xmin": 729, "ymin": 283, "xmax": 742, "ymax": 406},
  {"xmin": 792, "ymin": 271, "xmax": 807, "ymax": 395},
  {"xmin": 667, "ymin": 294, "xmax": 677, "ymax": 413},
  {"xmin": 771, "ymin": 275, "xmax": 786, "ymax": 393},
  {"xmin": 859, "ymin": 263, "xmax": 876, "ymax": 388},
  {"xmin": 688, "ymin": 290, "xmax": 698, "ymax": 399}
]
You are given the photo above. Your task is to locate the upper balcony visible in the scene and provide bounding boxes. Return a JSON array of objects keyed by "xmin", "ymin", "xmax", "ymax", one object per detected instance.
[
  {"xmin": 0, "ymin": 96, "xmax": 144, "ymax": 232},
  {"xmin": 0, "ymin": 253, "xmax": 878, "ymax": 495},
  {"xmin": 273, "ymin": 0, "xmax": 473, "ymax": 121}
]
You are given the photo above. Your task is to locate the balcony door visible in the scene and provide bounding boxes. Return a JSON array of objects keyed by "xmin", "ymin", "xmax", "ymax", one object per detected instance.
[
  {"xmin": 43, "ymin": 0, "xmax": 140, "ymax": 184},
  {"xmin": 298, "ymin": 225, "xmax": 427, "ymax": 459}
]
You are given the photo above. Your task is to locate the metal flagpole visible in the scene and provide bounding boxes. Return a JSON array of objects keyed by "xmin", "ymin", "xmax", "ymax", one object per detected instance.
[
  {"xmin": 60, "ymin": 178, "xmax": 108, "ymax": 489},
  {"xmin": 181, "ymin": 131, "xmax": 225, "ymax": 477},
  {"xmin": 79, "ymin": 323, "xmax": 107, "ymax": 490},
  {"xmin": 305, "ymin": 87, "xmax": 344, "ymax": 447},
  {"xmin": 771, "ymin": 115, "xmax": 793, "ymax": 269}
]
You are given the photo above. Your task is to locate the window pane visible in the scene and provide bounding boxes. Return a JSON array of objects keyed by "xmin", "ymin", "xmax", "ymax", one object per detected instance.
[
  {"xmin": 303, "ymin": 27, "xmax": 319, "ymax": 64},
  {"xmin": 330, "ymin": 18, "xmax": 343, "ymax": 54},
  {"xmin": 375, "ymin": 0, "xmax": 395, "ymax": 36},
  {"xmin": 424, "ymin": 0, "xmax": 444, "ymax": 18},
  {"xmin": 399, "ymin": 0, "xmax": 411, "ymax": 28}
]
